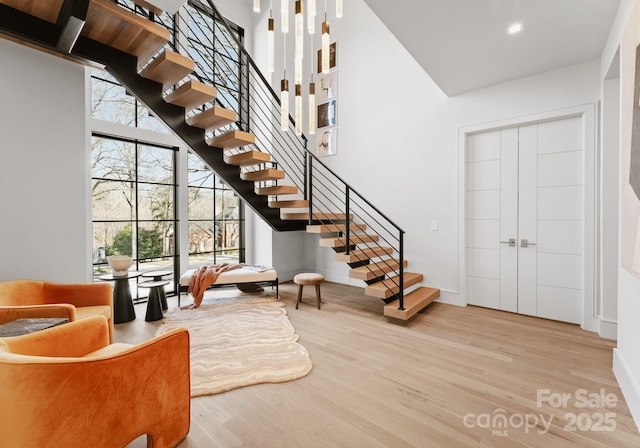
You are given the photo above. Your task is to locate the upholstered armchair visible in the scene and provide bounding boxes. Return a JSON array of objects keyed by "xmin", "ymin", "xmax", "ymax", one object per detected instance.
[
  {"xmin": 0, "ymin": 315, "xmax": 190, "ymax": 448},
  {"xmin": 0, "ymin": 280, "xmax": 114, "ymax": 342}
]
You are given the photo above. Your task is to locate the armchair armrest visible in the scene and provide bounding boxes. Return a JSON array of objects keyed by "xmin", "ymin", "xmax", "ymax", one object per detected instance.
[
  {"xmin": 1, "ymin": 315, "xmax": 110, "ymax": 357},
  {"xmin": 0, "ymin": 304, "xmax": 77, "ymax": 325},
  {"xmin": 43, "ymin": 282, "xmax": 113, "ymax": 308}
]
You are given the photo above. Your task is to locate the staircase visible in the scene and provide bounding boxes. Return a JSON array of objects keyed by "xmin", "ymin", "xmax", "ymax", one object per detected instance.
[{"xmin": 0, "ymin": 0, "xmax": 440, "ymax": 320}]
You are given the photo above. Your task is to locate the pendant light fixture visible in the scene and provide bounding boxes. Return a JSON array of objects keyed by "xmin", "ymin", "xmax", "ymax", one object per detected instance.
[
  {"xmin": 307, "ymin": 0, "xmax": 316, "ymax": 34},
  {"xmin": 295, "ymin": 83, "xmax": 302, "ymax": 135},
  {"xmin": 254, "ymin": 0, "xmax": 260, "ymax": 13},
  {"xmin": 281, "ymin": 0, "xmax": 289, "ymax": 33},
  {"xmin": 294, "ymin": 0, "xmax": 304, "ymax": 59},
  {"xmin": 267, "ymin": 15, "xmax": 275, "ymax": 72},
  {"xmin": 321, "ymin": 19, "xmax": 330, "ymax": 73},
  {"xmin": 281, "ymin": 33, "xmax": 289, "ymax": 131},
  {"xmin": 308, "ymin": 44, "xmax": 315, "ymax": 135},
  {"xmin": 336, "ymin": 0, "xmax": 342, "ymax": 18}
]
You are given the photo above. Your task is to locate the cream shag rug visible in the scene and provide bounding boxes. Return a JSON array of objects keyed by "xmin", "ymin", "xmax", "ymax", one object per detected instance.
[{"xmin": 156, "ymin": 294, "xmax": 313, "ymax": 397}]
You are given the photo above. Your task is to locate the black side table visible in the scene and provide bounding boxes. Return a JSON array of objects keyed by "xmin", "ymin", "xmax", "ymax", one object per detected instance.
[
  {"xmin": 99, "ymin": 271, "xmax": 142, "ymax": 324},
  {"xmin": 138, "ymin": 280, "xmax": 170, "ymax": 322},
  {"xmin": 142, "ymin": 270, "xmax": 172, "ymax": 311}
]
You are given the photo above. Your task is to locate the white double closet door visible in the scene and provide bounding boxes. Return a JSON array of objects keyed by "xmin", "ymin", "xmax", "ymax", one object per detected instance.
[{"xmin": 466, "ymin": 116, "xmax": 583, "ymax": 324}]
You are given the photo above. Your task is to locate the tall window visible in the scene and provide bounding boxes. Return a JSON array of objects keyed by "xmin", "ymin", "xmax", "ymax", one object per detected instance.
[
  {"xmin": 91, "ymin": 136, "xmax": 178, "ymax": 286},
  {"xmin": 188, "ymin": 153, "xmax": 244, "ymax": 267}
]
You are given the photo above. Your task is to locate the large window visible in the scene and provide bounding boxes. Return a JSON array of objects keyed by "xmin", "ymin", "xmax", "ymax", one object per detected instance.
[
  {"xmin": 188, "ymin": 153, "xmax": 244, "ymax": 267},
  {"xmin": 91, "ymin": 136, "xmax": 178, "ymax": 285}
]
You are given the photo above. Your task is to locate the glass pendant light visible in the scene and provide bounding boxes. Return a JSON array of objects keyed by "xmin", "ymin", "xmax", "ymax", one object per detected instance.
[
  {"xmin": 254, "ymin": 0, "xmax": 260, "ymax": 13},
  {"xmin": 321, "ymin": 19, "xmax": 330, "ymax": 73},
  {"xmin": 295, "ymin": 83, "xmax": 302, "ymax": 135},
  {"xmin": 267, "ymin": 17, "xmax": 275, "ymax": 72},
  {"xmin": 295, "ymin": 0, "xmax": 304, "ymax": 59},
  {"xmin": 307, "ymin": 0, "xmax": 316, "ymax": 34},
  {"xmin": 308, "ymin": 81, "xmax": 316, "ymax": 135},
  {"xmin": 295, "ymin": 55, "xmax": 303, "ymax": 85},
  {"xmin": 281, "ymin": 0, "xmax": 289, "ymax": 33},
  {"xmin": 336, "ymin": 0, "xmax": 342, "ymax": 18},
  {"xmin": 281, "ymin": 78, "xmax": 289, "ymax": 131}
]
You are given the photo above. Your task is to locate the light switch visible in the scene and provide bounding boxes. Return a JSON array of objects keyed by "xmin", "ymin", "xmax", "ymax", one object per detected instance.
[{"xmin": 431, "ymin": 221, "xmax": 438, "ymax": 231}]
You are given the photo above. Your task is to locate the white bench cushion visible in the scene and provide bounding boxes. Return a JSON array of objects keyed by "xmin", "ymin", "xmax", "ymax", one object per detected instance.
[{"xmin": 180, "ymin": 266, "xmax": 277, "ymax": 287}]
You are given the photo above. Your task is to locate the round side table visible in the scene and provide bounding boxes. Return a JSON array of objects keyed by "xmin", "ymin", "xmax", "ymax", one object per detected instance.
[
  {"xmin": 138, "ymin": 280, "xmax": 170, "ymax": 322},
  {"xmin": 142, "ymin": 270, "xmax": 172, "ymax": 311},
  {"xmin": 99, "ymin": 271, "xmax": 142, "ymax": 324}
]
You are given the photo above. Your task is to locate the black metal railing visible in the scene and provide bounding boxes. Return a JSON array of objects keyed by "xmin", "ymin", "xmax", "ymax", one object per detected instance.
[{"xmin": 117, "ymin": 0, "xmax": 409, "ymax": 309}]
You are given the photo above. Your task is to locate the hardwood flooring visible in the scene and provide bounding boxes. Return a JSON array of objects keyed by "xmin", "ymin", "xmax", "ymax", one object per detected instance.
[{"xmin": 118, "ymin": 281, "xmax": 640, "ymax": 448}]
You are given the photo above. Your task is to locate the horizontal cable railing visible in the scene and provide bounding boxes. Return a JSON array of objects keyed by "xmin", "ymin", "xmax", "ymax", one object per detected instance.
[{"xmin": 116, "ymin": 0, "xmax": 409, "ymax": 309}]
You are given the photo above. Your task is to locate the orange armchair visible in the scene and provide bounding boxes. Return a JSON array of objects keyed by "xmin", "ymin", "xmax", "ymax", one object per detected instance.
[
  {"xmin": 0, "ymin": 315, "xmax": 190, "ymax": 448},
  {"xmin": 0, "ymin": 280, "xmax": 114, "ymax": 342}
]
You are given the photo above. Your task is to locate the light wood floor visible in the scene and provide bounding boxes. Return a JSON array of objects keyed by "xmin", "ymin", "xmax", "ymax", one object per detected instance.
[{"xmin": 118, "ymin": 281, "xmax": 640, "ymax": 448}]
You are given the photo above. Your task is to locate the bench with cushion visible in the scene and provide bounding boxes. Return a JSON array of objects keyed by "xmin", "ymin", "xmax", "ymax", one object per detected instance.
[{"xmin": 178, "ymin": 266, "xmax": 278, "ymax": 306}]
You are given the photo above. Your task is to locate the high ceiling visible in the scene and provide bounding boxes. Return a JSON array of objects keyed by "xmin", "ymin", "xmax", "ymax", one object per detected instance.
[{"xmin": 362, "ymin": 0, "xmax": 621, "ymax": 95}]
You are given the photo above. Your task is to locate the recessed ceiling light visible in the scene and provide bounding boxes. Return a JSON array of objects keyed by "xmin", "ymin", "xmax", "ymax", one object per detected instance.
[{"xmin": 509, "ymin": 23, "xmax": 523, "ymax": 35}]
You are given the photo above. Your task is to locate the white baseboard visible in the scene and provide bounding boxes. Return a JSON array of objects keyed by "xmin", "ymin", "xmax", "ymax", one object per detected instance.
[
  {"xmin": 599, "ymin": 319, "xmax": 618, "ymax": 340},
  {"xmin": 613, "ymin": 349, "xmax": 640, "ymax": 433},
  {"xmin": 435, "ymin": 290, "xmax": 466, "ymax": 307}
]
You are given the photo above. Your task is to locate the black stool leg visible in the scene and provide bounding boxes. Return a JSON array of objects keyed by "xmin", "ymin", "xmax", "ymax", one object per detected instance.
[
  {"xmin": 315, "ymin": 284, "xmax": 322, "ymax": 309},
  {"xmin": 145, "ymin": 287, "xmax": 164, "ymax": 322},
  {"xmin": 296, "ymin": 284, "xmax": 304, "ymax": 309}
]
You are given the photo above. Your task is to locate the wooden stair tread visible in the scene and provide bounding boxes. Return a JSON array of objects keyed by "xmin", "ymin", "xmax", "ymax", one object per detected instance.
[
  {"xmin": 139, "ymin": 50, "xmax": 194, "ymax": 89},
  {"xmin": 256, "ymin": 185, "xmax": 299, "ymax": 195},
  {"xmin": 240, "ymin": 169, "xmax": 285, "ymax": 182},
  {"xmin": 319, "ymin": 234, "xmax": 380, "ymax": 247},
  {"xmin": 2, "ymin": 0, "xmax": 64, "ymax": 23},
  {"xmin": 282, "ymin": 212, "xmax": 354, "ymax": 220},
  {"xmin": 269, "ymin": 200, "xmax": 309, "ymax": 208},
  {"xmin": 224, "ymin": 151, "xmax": 271, "ymax": 166},
  {"xmin": 384, "ymin": 287, "xmax": 440, "ymax": 320},
  {"xmin": 306, "ymin": 223, "xmax": 367, "ymax": 233},
  {"xmin": 333, "ymin": 246, "xmax": 394, "ymax": 263},
  {"xmin": 364, "ymin": 273, "xmax": 423, "ymax": 299},
  {"xmin": 165, "ymin": 80, "xmax": 217, "ymax": 110},
  {"xmin": 186, "ymin": 106, "xmax": 237, "ymax": 130},
  {"xmin": 207, "ymin": 130, "xmax": 255, "ymax": 150},
  {"xmin": 349, "ymin": 259, "xmax": 408, "ymax": 281},
  {"xmin": 83, "ymin": 0, "xmax": 169, "ymax": 69},
  {"xmin": 131, "ymin": 0, "xmax": 163, "ymax": 15}
]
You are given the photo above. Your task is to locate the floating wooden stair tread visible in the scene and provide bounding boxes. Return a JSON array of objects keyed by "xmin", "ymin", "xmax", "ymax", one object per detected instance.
[
  {"xmin": 131, "ymin": 0, "xmax": 163, "ymax": 15},
  {"xmin": 2, "ymin": 0, "xmax": 64, "ymax": 23},
  {"xmin": 186, "ymin": 106, "xmax": 237, "ymax": 131},
  {"xmin": 207, "ymin": 130, "xmax": 255, "ymax": 149},
  {"xmin": 364, "ymin": 273, "xmax": 423, "ymax": 299},
  {"xmin": 139, "ymin": 50, "xmax": 194, "ymax": 89},
  {"xmin": 306, "ymin": 223, "xmax": 367, "ymax": 233},
  {"xmin": 349, "ymin": 259, "xmax": 408, "ymax": 281},
  {"xmin": 256, "ymin": 185, "xmax": 299, "ymax": 195},
  {"xmin": 269, "ymin": 200, "xmax": 309, "ymax": 208},
  {"xmin": 319, "ymin": 234, "xmax": 380, "ymax": 247},
  {"xmin": 82, "ymin": 0, "xmax": 170, "ymax": 68},
  {"xmin": 240, "ymin": 169, "xmax": 285, "ymax": 182},
  {"xmin": 283, "ymin": 212, "xmax": 354, "ymax": 220},
  {"xmin": 333, "ymin": 246, "xmax": 394, "ymax": 263},
  {"xmin": 224, "ymin": 151, "xmax": 271, "ymax": 166},
  {"xmin": 384, "ymin": 287, "xmax": 440, "ymax": 320},
  {"xmin": 164, "ymin": 80, "xmax": 217, "ymax": 110}
]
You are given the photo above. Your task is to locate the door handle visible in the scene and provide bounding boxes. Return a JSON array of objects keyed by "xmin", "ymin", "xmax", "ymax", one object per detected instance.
[
  {"xmin": 500, "ymin": 238, "xmax": 516, "ymax": 247},
  {"xmin": 520, "ymin": 238, "xmax": 536, "ymax": 248}
]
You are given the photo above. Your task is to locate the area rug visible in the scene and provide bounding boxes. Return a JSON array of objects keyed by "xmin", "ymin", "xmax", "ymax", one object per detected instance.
[{"xmin": 156, "ymin": 293, "xmax": 313, "ymax": 397}]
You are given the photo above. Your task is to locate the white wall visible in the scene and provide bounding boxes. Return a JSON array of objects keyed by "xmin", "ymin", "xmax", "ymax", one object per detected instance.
[
  {"xmin": 271, "ymin": 0, "xmax": 601, "ymax": 305},
  {"xmin": 0, "ymin": 39, "xmax": 90, "ymax": 283},
  {"xmin": 614, "ymin": 0, "xmax": 640, "ymax": 429}
]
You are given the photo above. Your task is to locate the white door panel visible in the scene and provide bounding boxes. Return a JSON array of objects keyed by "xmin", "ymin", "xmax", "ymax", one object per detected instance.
[
  {"xmin": 538, "ymin": 116, "xmax": 582, "ymax": 154},
  {"xmin": 467, "ymin": 248, "xmax": 500, "ymax": 279},
  {"xmin": 500, "ymin": 128, "xmax": 519, "ymax": 312},
  {"xmin": 537, "ymin": 221, "xmax": 582, "ymax": 255},
  {"xmin": 538, "ymin": 151, "xmax": 583, "ymax": 188},
  {"xmin": 467, "ymin": 190, "xmax": 501, "ymax": 219},
  {"xmin": 538, "ymin": 186, "xmax": 582, "ymax": 221},
  {"xmin": 537, "ymin": 285, "xmax": 582, "ymax": 324},
  {"xmin": 537, "ymin": 253, "xmax": 582, "ymax": 290},
  {"xmin": 467, "ymin": 130, "xmax": 500, "ymax": 162},
  {"xmin": 467, "ymin": 277, "xmax": 500, "ymax": 309},
  {"xmin": 467, "ymin": 160, "xmax": 501, "ymax": 191},
  {"xmin": 467, "ymin": 220, "xmax": 500, "ymax": 250}
]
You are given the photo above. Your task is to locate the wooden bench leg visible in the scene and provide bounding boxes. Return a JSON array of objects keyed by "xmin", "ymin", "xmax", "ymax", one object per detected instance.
[
  {"xmin": 296, "ymin": 284, "xmax": 304, "ymax": 309},
  {"xmin": 315, "ymin": 284, "xmax": 321, "ymax": 310}
]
